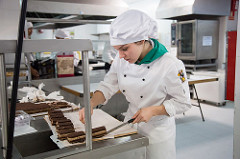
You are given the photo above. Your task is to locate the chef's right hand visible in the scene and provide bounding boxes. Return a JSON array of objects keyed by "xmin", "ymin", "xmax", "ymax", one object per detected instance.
[{"xmin": 79, "ymin": 107, "xmax": 93, "ymax": 124}]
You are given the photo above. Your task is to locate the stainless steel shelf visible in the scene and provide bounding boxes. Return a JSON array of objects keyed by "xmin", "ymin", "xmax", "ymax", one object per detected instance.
[
  {"xmin": 0, "ymin": 38, "xmax": 149, "ymax": 158},
  {"xmin": 0, "ymin": 39, "xmax": 94, "ymax": 158},
  {"xmin": 0, "ymin": 39, "xmax": 93, "ymax": 53}
]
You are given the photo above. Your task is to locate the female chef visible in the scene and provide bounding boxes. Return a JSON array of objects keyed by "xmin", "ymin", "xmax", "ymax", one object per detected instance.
[{"xmin": 79, "ymin": 9, "xmax": 192, "ymax": 159}]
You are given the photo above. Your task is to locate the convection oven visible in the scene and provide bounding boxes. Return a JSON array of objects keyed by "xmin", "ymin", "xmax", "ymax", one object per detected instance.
[{"xmin": 171, "ymin": 20, "xmax": 219, "ymax": 61}]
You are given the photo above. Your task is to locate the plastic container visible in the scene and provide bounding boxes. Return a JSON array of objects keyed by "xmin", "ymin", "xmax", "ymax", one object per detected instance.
[{"xmin": 15, "ymin": 110, "xmax": 31, "ymax": 127}]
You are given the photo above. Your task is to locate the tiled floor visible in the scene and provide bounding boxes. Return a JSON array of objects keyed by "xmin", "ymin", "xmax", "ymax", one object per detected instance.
[{"xmin": 176, "ymin": 100, "xmax": 234, "ymax": 159}]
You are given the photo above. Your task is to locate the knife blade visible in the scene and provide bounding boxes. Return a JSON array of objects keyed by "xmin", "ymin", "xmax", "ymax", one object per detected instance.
[{"xmin": 107, "ymin": 118, "xmax": 135, "ymax": 134}]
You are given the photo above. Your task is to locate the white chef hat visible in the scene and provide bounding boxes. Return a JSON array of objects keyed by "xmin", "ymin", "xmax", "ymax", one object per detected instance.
[
  {"xmin": 110, "ymin": 10, "xmax": 158, "ymax": 46},
  {"xmin": 55, "ymin": 29, "xmax": 68, "ymax": 39},
  {"xmin": 26, "ymin": 22, "xmax": 33, "ymax": 29}
]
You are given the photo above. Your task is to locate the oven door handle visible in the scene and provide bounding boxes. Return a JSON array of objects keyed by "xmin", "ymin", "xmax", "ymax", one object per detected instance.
[{"xmin": 177, "ymin": 39, "xmax": 181, "ymax": 47}]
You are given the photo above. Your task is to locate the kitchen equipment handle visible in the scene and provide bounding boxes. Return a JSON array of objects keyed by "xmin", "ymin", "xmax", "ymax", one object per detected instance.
[
  {"xmin": 127, "ymin": 118, "xmax": 135, "ymax": 123},
  {"xmin": 177, "ymin": 39, "xmax": 181, "ymax": 47}
]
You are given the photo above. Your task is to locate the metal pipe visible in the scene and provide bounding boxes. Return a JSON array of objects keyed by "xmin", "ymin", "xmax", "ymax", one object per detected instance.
[
  {"xmin": 24, "ymin": 20, "xmax": 32, "ymax": 86},
  {"xmin": 0, "ymin": 53, "xmax": 9, "ymax": 158},
  {"xmin": 26, "ymin": 18, "xmax": 112, "ymax": 24},
  {"xmin": 82, "ymin": 51, "xmax": 92, "ymax": 150},
  {"xmin": 24, "ymin": 53, "xmax": 32, "ymax": 86},
  {"xmin": 7, "ymin": 0, "xmax": 28, "ymax": 158}
]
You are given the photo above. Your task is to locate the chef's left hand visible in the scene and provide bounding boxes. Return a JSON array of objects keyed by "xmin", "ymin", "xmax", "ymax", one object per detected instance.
[{"xmin": 132, "ymin": 106, "xmax": 155, "ymax": 124}]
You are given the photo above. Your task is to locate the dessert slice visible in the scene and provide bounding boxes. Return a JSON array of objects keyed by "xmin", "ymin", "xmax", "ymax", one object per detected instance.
[
  {"xmin": 92, "ymin": 126, "xmax": 107, "ymax": 138},
  {"xmin": 56, "ymin": 119, "xmax": 71, "ymax": 125},
  {"xmin": 65, "ymin": 126, "xmax": 107, "ymax": 144},
  {"xmin": 48, "ymin": 101, "xmax": 72, "ymax": 109},
  {"xmin": 56, "ymin": 121, "xmax": 74, "ymax": 128},
  {"xmin": 49, "ymin": 114, "xmax": 65, "ymax": 120},
  {"xmin": 58, "ymin": 129, "xmax": 75, "ymax": 140},
  {"xmin": 50, "ymin": 117, "xmax": 67, "ymax": 125},
  {"xmin": 16, "ymin": 102, "xmax": 51, "ymax": 114},
  {"xmin": 56, "ymin": 125, "xmax": 75, "ymax": 133},
  {"xmin": 67, "ymin": 131, "xmax": 86, "ymax": 144}
]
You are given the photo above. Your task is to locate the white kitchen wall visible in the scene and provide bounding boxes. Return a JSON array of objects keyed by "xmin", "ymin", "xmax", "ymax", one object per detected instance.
[
  {"xmin": 227, "ymin": 9, "xmax": 238, "ymax": 31},
  {"xmin": 31, "ymin": 29, "xmax": 54, "ymax": 39},
  {"xmin": 0, "ymin": 0, "xmax": 20, "ymax": 39},
  {"xmin": 70, "ymin": 24, "xmax": 98, "ymax": 40},
  {"xmin": 218, "ymin": 17, "xmax": 228, "ymax": 70},
  {"xmin": 97, "ymin": 24, "xmax": 111, "ymax": 35}
]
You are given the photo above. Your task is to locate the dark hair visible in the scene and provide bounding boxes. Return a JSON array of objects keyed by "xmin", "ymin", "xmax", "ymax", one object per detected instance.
[{"xmin": 134, "ymin": 40, "xmax": 151, "ymax": 46}]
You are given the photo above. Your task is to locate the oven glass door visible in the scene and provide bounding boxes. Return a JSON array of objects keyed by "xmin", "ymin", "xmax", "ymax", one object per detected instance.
[{"xmin": 180, "ymin": 23, "xmax": 193, "ymax": 54}]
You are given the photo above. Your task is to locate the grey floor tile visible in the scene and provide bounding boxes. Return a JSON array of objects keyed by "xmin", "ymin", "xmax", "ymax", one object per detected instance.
[{"xmin": 176, "ymin": 100, "xmax": 233, "ymax": 159}]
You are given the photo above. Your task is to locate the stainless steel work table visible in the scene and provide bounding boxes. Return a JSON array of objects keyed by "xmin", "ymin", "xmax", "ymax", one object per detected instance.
[
  {"xmin": 188, "ymin": 77, "xmax": 218, "ymax": 121},
  {"xmin": 61, "ymin": 77, "xmax": 219, "ymax": 122},
  {"xmin": 60, "ymin": 83, "xmax": 122, "ymax": 97},
  {"xmin": 0, "ymin": 118, "xmax": 148, "ymax": 159},
  {"xmin": 60, "ymin": 83, "xmax": 99, "ymax": 97}
]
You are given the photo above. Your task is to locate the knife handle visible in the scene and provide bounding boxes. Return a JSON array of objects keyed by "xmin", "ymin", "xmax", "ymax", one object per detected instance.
[{"xmin": 127, "ymin": 118, "xmax": 135, "ymax": 123}]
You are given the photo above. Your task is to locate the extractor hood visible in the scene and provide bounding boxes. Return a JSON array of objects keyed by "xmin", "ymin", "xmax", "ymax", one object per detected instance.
[
  {"xmin": 156, "ymin": 0, "xmax": 231, "ymax": 20},
  {"xmin": 27, "ymin": 0, "xmax": 129, "ymax": 29}
]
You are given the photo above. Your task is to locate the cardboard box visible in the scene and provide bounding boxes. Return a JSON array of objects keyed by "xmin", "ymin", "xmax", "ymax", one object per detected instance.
[{"xmin": 57, "ymin": 55, "xmax": 74, "ymax": 77}]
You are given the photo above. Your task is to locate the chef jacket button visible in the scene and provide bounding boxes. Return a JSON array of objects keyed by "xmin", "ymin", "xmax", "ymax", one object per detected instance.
[
  {"xmin": 147, "ymin": 66, "xmax": 150, "ymax": 69},
  {"xmin": 123, "ymin": 90, "xmax": 125, "ymax": 93},
  {"xmin": 142, "ymin": 78, "xmax": 145, "ymax": 81},
  {"xmin": 124, "ymin": 74, "xmax": 127, "ymax": 77},
  {"xmin": 140, "ymin": 96, "xmax": 143, "ymax": 98}
]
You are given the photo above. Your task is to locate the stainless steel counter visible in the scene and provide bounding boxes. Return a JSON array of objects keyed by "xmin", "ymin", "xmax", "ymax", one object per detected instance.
[{"xmin": 2, "ymin": 118, "xmax": 148, "ymax": 159}]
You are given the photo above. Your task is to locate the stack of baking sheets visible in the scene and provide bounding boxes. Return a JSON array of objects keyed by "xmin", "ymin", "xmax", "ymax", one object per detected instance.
[{"xmin": 44, "ymin": 109, "xmax": 137, "ymax": 148}]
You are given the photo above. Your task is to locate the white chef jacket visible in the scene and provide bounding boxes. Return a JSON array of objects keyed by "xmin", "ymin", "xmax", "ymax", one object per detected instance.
[
  {"xmin": 102, "ymin": 41, "xmax": 117, "ymax": 64},
  {"xmin": 97, "ymin": 52, "xmax": 192, "ymax": 159}
]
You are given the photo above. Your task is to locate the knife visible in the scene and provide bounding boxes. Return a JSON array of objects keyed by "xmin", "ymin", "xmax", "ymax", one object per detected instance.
[{"xmin": 107, "ymin": 118, "xmax": 135, "ymax": 134}]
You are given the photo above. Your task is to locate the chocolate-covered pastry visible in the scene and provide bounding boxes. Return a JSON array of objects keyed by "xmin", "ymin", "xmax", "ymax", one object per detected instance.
[
  {"xmin": 49, "ymin": 114, "xmax": 64, "ymax": 120},
  {"xmin": 50, "ymin": 117, "xmax": 67, "ymax": 125},
  {"xmin": 92, "ymin": 126, "xmax": 107, "ymax": 138},
  {"xmin": 16, "ymin": 102, "xmax": 51, "ymax": 114},
  {"xmin": 48, "ymin": 101, "xmax": 71, "ymax": 109},
  {"xmin": 58, "ymin": 129, "xmax": 75, "ymax": 140},
  {"xmin": 56, "ymin": 125, "xmax": 75, "ymax": 133},
  {"xmin": 48, "ymin": 110, "xmax": 63, "ymax": 115},
  {"xmin": 56, "ymin": 121, "xmax": 73, "ymax": 127},
  {"xmin": 56, "ymin": 119, "xmax": 71, "ymax": 125},
  {"xmin": 67, "ymin": 131, "xmax": 86, "ymax": 143}
]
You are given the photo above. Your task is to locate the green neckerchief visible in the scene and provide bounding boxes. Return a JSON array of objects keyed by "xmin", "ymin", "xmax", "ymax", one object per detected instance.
[{"xmin": 135, "ymin": 38, "xmax": 168, "ymax": 65}]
